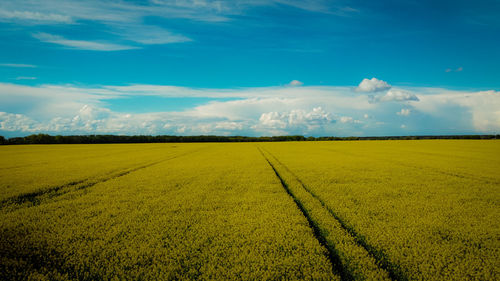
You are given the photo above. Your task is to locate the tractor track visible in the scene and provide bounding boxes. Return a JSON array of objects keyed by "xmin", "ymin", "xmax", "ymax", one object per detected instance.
[
  {"xmin": 258, "ymin": 145, "xmax": 406, "ymax": 281},
  {"xmin": 257, "ymin": 146, "xmax": 351, "ymax": 280},
  {"xmin": 0, "ymin": 147, "xmax": 207, "ymax": 212}
]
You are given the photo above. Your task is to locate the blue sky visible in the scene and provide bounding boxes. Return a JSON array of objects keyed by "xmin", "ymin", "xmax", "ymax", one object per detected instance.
[{"xmin": 0, "ymin": 0, "xmax": 499, "ymax": 137}]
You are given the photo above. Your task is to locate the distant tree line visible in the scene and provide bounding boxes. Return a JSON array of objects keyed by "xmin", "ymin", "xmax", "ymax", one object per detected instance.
[{"xmin": 0, "ymin": 133, "xmax": 498, "ymax": 145}]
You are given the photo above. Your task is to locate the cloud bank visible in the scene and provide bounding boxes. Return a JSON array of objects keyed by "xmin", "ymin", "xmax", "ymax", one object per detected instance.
[{"xmin": 0, "ymin": 78, "xmax": 499, "ymax": 137}]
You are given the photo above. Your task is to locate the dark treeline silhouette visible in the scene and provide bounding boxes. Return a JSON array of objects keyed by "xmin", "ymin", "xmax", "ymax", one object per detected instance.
[{"xmin": 0, "ymin": 133, "xmax": 498, "ymax": 145}]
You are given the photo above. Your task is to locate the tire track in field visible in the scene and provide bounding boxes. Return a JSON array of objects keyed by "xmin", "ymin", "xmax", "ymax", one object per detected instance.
[
  {"xmin": 259, "ymin": 146, "xmax": 405, "ymax": 281},
  {"xmin": 256, "ymin": 146, "xmax": 350, "ymax": 281},
  {"xmin": 0, "ymin": 146, "xmax": 207, "ymax": 211}
]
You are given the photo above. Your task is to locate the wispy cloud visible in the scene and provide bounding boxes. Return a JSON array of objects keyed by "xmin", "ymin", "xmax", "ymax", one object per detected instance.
[
  {"xmin": 0, "ymin": 0, "xmax": 346, "ymax": 24},
  {"xmin": 150, "ymin": 0, "xmax": 347, "ymax": 18},
  {"xmin": 0, "ymin": 63, "xmax": 36, "ymax": 68},
  {"xmin": 33, "ymin": 32, "xmax": 138, "ymax": 51},
  {"xmin": 0, "ymin": 9, "xmax": 72, "ymax": 24},
  {"xmin": 1, "ymin": 0, "xmax": 198, "ymax": 50},
  {"xmin": 273, "ymin": 0, "xmax": 331, "ymax": 13},
  {"xmin": 446, "ymin": 66, "xmax": 463, "ymax": 73},
  {"xmin": 0, "ymin": 0, "xmax": 358, "ymax": 52},
  {"xmin": 110, "ymin": 24, "xmax": 191, "ymax": 45},
  {"xmin": 14, "ymin": 77, "xmax": 37, "ymax": 80}
]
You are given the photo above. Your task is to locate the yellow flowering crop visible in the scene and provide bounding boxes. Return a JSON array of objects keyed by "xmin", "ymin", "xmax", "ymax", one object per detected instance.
[
  {"xmin": 0, "ymin": 140, "xmax": 498, "ymax": 280},
  {"xmin": 259, "ymin": 140, "xmax": 499, "ymax": 280}
]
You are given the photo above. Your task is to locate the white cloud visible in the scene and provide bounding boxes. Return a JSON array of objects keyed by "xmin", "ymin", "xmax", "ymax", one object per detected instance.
[
  {"xmin": 0, "ymin": 105, "xmax": 170, "ymax": 135},
  {"xmin": 258, "ymin": 112, "xmax": 287, "ymax": 129},
  {"xmin": 215, "ymin": 121, "xmax": 244, "ymax": 131},
  {"xmin": 186, "ymin": 93, "xmax": 372, "ymax": 124},
  {"xmin": 401, "ymin": 124, "xmax": 406, "ymax": 129},
  {"xmin": 0, "ymin": 1, "xmax": 195, "ymax": 51},
  {"xmin": 0, "ymin": 112, "xmax": 39, "ymax": 132},
  {"xmin": 33, "ymin": 33, "xmax": 138, "ymax": 51},
  {"xmin": 0, "ymin": 63, "xmax": 36, "ymax": 68},
  {"xmin": 0, "ymin": 82, "xmax": 115, "ymax": 119},
  {"xmin": 256, "ymin": 107, "xmax": 334, "ymax": 134},
  {"xmin": 1, "ymin": 82, "xmax": 499, "ymax": 136},
  {"xmin": 272, "ymin": 0, "xmax": 356, "ymax": 15},
  {"xmin": 371, "ymin": 89, "xmax": 419, "ymax": 103},
  {"xmin": 340, "ymin": 116, "xmax": 353, "ymax": 123},
  {"xmin": 0, "ymin": 9, "xmax": 72, "ymax": 23},
  {"xmin": 414, "ymin": 90, "xmax": 500, "ymax": 132},
  {"xmin": 0, "ymin": 0, "xmax": 349, "ymax": 51},
  {"xmin": 110, "ymin": 24, "xmax": 191, "ymax": 45},
  {"xmin": 149, "ymin": 0, "xmax": 343, "ymax": 17},
  {"xmin": 457, "ymin": 91, "xmax": 500, "ymax": 132},
  {"xmin": 397, "ymin": 108, "xmax": 411, "ymax": 116},
  {"xmin": 14, "ymin": 77, "xmax": 37, "ymax": 80},
  {"xmin": 288, "ymin": 80, "xmax": 303, "ymax": 87},
  {"xmin": 356, "ymin": 78, "xmax": 391, "ymax": 92}
]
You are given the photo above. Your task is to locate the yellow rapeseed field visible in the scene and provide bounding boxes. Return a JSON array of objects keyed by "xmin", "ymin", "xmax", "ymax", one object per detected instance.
[{"xmin": 0, "ymin": 140, "xmax": 498, "ymax": 280}]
